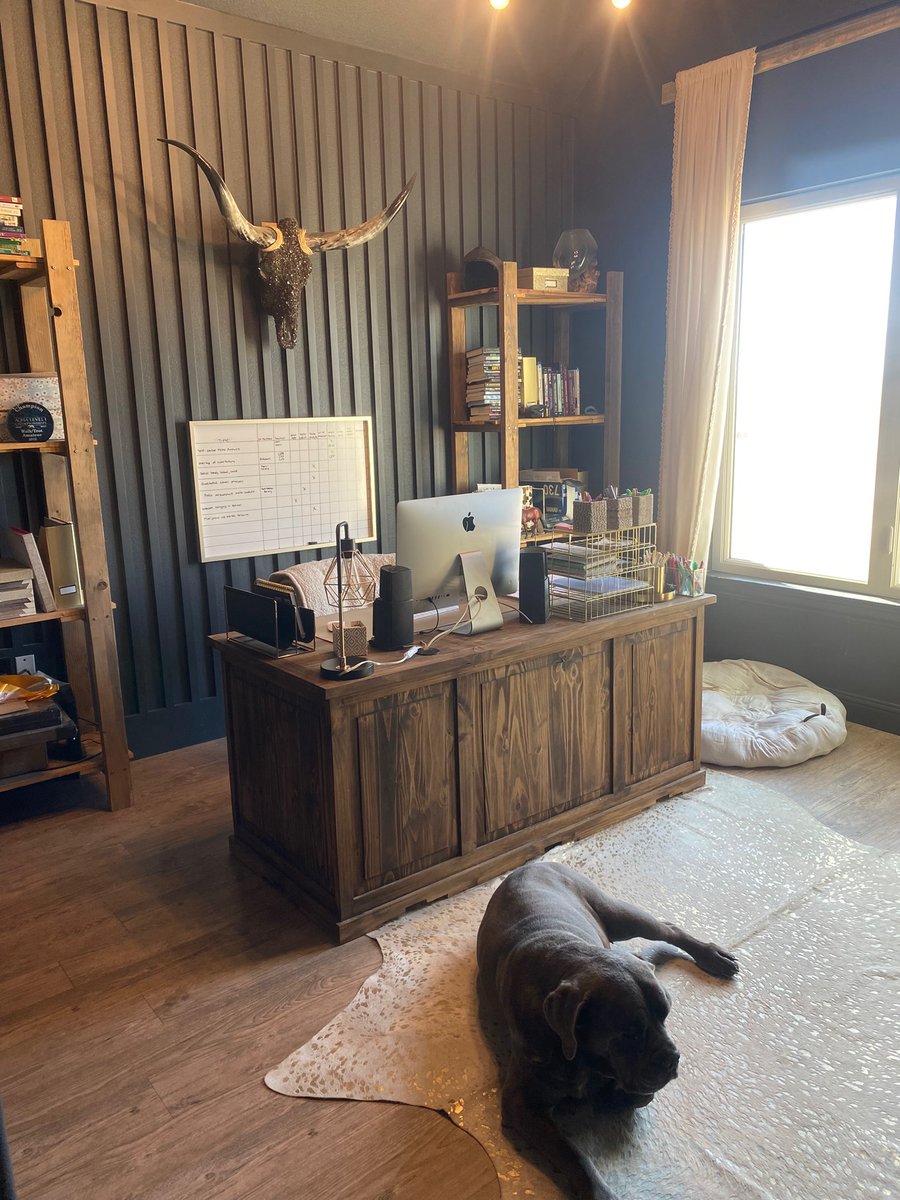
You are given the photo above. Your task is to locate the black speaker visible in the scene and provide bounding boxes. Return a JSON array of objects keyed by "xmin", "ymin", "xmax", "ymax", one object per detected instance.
[
  {"xmin": 371, "ymin": 564, "xmax": 414, "ymax": 649},
  {"xmin": 518, "ymin": 547, "xmax": 550, "ymax": 624}
]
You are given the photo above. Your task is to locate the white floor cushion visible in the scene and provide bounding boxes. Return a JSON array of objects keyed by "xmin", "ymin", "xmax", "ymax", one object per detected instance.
[{"xmin": 702, "ymin": 659, "xmax": 847, "ymax": 768}]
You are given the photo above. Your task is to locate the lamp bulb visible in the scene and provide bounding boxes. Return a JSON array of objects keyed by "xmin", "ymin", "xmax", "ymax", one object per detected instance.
[
  {"xmin": 489, "ymin": 0, "xmax": 510, "ymax": 9},
  {"xmin": 611, "ymin": 0, "xmax": 631, "ymax": 8}
]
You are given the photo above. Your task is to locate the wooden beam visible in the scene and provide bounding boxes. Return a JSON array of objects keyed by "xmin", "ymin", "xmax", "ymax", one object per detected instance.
[
  {"xmin": 661, "ymin": 4, "xmax": 900, "ymax": 104},
  {"xmin": 42, "ymin": 219, "xmax": 133, "ymax": 810}
]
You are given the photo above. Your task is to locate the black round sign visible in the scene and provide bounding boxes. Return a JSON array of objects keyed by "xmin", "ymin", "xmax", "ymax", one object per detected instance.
[{"xmin": 7, "ymin": 402, "xmax": 54, "ymax": 442}]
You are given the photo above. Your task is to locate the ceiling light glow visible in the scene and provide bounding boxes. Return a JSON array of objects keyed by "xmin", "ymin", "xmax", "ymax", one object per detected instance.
[
  {"xmin": 611, "ymin": 0, "xmax": 632, "ymax": 8},
  {"xmin": 489, "ymin": 0, "xmax": 510, "ymax": 9}
]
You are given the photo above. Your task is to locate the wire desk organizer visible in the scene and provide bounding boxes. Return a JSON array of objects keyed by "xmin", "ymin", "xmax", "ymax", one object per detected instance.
[{"xmin": 547, "ymin": 523, "xmax": 658, "ymax": 621}]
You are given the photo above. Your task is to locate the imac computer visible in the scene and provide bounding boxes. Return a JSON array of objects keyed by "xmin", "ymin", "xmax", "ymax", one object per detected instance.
[{"xmin": 395, "ymin": 488, "xmax": 522, "ymax": 635}]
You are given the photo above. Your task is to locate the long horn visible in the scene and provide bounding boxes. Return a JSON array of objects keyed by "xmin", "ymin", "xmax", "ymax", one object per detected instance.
[
  {"xmin": 159, "ymin": 138, "xmax": 277, "ymax": 249},
  {"xmin": 305, "ymin": 176, "xmax": 416, "ymax": 253}
]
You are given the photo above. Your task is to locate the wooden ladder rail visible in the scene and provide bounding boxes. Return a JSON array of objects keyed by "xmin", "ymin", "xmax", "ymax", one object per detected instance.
[{"xmin": 19, "ymin": 219, "xmax": 132, "ymax": 810}]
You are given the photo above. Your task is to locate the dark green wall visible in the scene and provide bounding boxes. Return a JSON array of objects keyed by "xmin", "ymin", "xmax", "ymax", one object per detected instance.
[
  {"xmin": 0, "ymin": 0, "xmax": 574, "ymax": 756},
  {"xmin": 574, "ymin": 1, "xmax": 900, "ymax": 732}
]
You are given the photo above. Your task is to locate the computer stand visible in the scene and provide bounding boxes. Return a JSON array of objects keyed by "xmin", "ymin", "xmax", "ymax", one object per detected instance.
[{"xmin": 455, "ymin": 551, "xmax": 503, "ymax": 635}]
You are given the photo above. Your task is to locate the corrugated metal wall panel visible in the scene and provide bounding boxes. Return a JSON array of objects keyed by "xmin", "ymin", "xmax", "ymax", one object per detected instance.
[{"xmin": 0, "ymin": 0, "xmax": 574, "ymax": 750}]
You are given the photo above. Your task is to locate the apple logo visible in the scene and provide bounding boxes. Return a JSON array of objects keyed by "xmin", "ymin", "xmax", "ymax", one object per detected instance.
[{"xmin": 462, "ymin": 512, "xmax": 476, "ymax": 532}]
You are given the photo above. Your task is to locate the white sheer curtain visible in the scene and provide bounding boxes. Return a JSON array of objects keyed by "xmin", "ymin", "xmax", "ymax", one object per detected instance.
[{"xmin": 658, "ymin": 48, "xmax": 756, "ymax": 564}]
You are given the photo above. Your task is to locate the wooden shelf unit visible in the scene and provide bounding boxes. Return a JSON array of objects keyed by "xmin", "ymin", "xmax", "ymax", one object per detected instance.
[
  {"xmin": 448, "ymin": 262, "xmax": 623, "ymax": 492},
  {"xmin": 0, "ymin": 220, "xmax": 132, "ymax": 810},
  {"xmin": 0, "ymin": 440, "xmax": 67, "ymax": 454}
]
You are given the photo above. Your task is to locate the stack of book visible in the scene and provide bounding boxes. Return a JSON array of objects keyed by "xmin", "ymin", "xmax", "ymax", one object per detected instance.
[
  {"xmin": 0, "ymin": 195, "xmax": 27, "ymax": 257},
  {"xmin": 0, "ymin": 558, "xmax": 36, "ymax": 619},
  {"xmin": 546, "ymin": 539, "xmax": 620, "ymax": 579},
  {"xmin": 466, "ymin": 347, "xmax": 506, "ymax": 420},
  {"xmin": 464, "ymin": 348, "xmax": 582, "ymax": 421},
  {"xmin": 538, "ymin": 365, "xmax": 580, "ymax": 416}
]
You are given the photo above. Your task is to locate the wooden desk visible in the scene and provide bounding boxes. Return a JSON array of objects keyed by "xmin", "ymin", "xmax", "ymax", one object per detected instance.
[{"xmin": 211, "ymin": 594, "xmax": 715, "ymax": 942}]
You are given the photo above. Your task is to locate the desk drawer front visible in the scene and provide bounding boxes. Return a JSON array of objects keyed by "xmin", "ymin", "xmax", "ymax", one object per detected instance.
[
  {"xmin": 354, "ymin": 681, "xmax": 459, "ymax": 892},
  {"xmin": 617, "ymin": 618, "xmax": 695, "ymax": 785},
  {"xmin": 470, "ymin": 641, "xmax": 612, "ymax": 842}
]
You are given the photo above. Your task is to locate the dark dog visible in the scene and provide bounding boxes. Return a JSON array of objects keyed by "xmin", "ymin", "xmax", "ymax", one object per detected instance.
[{"xmin": 476, "ymin": 861, "xmax": 739, "ymax": 1200}]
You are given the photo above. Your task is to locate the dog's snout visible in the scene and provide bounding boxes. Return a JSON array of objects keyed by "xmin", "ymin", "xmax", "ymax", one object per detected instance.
[
  {"xmin": 662, "ymin": 1049, "xmax": 680, "ymax": 1078},
  {"xmin": 650, "ymin": 1046, "xmax": 679, "ymax": 1083}
]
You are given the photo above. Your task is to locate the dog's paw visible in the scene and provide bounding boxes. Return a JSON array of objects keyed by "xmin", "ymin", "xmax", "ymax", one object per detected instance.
[{"xmin": 696, "ymin": 943, "xmax": 739, "ymax": 978}]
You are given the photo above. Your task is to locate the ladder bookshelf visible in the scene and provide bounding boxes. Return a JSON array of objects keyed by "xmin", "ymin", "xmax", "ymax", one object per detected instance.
[{"xmin": 0, "ymin": 219, "xmax": 132, "ymax": 809}]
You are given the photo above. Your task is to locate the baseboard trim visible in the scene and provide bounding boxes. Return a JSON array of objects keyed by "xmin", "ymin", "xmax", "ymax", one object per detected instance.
[
  {"xmin": 705, "ymin": 578, "xmax": 900, "ymax": 737},
  {"xmin": 837, "ymin": 691, "xmax": 900, "ymax": 736},
  {"xmin": 125, "ymin": 696, "xmax": 225, "ymax": 759}
]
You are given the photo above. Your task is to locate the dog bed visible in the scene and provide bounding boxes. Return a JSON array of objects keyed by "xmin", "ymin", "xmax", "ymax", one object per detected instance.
[{"xmin": 701, "ymin": 659, "xmax": 847, "ymax": 768}]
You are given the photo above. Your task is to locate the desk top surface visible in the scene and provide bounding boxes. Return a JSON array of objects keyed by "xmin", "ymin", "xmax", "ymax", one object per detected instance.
[{"xmin": 210, "ymin": 593, "xmax": 715, "ymax": 707}]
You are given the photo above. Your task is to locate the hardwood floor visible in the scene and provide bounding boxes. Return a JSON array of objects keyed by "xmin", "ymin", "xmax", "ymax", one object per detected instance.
[{"xmin": 1, "ymin": 724, "xmax": 897, "ymax": 1199}]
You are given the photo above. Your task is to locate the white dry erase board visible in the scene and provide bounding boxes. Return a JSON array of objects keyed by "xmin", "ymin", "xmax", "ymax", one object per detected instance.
[{"xmin": 190, "ymin": 417, "xmax": 377, "ymax": 563}]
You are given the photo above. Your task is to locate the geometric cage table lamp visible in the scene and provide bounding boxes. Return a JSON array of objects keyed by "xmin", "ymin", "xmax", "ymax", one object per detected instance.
[{"xmin": 319, "ymin": 520, "xmax": 376, "ymax": 679}]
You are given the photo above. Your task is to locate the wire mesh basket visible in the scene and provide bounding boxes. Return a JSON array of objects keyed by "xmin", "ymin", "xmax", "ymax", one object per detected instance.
[{"xmin": 548, "ymin": 523, "xmax": 657, "ymax": 621}]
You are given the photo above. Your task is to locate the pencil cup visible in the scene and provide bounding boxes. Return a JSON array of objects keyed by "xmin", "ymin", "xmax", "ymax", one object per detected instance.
[
  {"xmin": 573, "ymin": 499, "xmax": 607, "ymax": 534},
  {"xmin": 606, "ymin": 497, "xmax": 633, "ymax": 530},
  {"xmin": 632, "ymin": 492, "xmax": 654, "ymax": 526},
  {"xmin": 652, "ymin": 565, "xmax": 674, "ymax": 601},
  {"xmin": 676, "ymin": 567, "xmax": 705, "ymax": 597}
]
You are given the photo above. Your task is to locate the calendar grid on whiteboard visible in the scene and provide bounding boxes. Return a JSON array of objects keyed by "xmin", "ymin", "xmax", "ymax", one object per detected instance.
[{"xmin": 189, "ymin": 417, "xmax": 377, "ymax": 563}]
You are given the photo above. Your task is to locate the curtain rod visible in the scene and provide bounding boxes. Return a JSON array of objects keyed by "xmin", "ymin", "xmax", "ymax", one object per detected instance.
[{"xmin": 660, "ymin": 2, "xmax": 900, "ymax": 104}]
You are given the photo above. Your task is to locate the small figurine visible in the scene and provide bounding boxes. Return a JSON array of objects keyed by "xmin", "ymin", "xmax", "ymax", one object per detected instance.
[{"xmin": 521, "ymin": 505, "xmax": 544, "ymax": 537}]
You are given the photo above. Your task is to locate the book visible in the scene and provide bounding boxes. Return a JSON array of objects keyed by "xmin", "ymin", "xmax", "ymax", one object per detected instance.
[
  {"xmin": 0, "ymin": 195, "xmax": 23, "ymax": 205},
  {"xmin": 0, "ymin": 699, "xmax": 62, "ymax": 736},
  {"xmin": 6, "ymin": 528, "xmax": 53, "ymax": 611},
  {"xmin": 521, "ymin": 356, "xmax": 539, "ymax": 408}
]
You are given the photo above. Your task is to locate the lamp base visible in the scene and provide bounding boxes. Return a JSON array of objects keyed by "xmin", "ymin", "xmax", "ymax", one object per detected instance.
[{"xmin": 319, "ymin": 655, "xmax": 375, "ymax": 680}]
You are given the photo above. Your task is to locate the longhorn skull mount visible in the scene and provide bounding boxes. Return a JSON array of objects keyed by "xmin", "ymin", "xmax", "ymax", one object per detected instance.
[{"xmin": 159, "ymin": 138, "xmax": 415, "ymax": 350}]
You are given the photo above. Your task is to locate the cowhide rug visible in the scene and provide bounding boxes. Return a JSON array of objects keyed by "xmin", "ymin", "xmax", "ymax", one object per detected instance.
[{"xmin": 266, "ymin": 772, "xmax": 899, "ymax": 1200}]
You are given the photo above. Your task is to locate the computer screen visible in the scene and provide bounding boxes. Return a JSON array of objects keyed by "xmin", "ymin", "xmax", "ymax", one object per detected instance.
[{"xmin": 395, "ymin": 488, "xmax": 522, "ymax": 634}]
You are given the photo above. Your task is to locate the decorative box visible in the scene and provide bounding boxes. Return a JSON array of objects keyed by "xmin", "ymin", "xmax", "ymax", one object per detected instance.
[
  {"xmin": 573, "ymin": 500, "xmax": 607, "ymax": 534},
  {"xmin": 329, "ymin": 620, "xmax": 368, "ymax": 659},
  {"xmin": 0, "ymin": 374, "xmax": 64, "ymax": 441},
  {"xmin": 606, "ymin": 496, "xmax": 633, "ymax": 530},
  {"xmin": 517, "ymin": 267, "xmax": 569, "ymax": 292},
  {"xmin": 632, "ymin": 492, "xmax": 654, "ymax": 526}
]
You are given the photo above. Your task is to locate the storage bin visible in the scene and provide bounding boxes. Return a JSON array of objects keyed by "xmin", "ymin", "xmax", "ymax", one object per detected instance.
[
  {"xmin": 606, "ymin": 496, "xmax": 633, "ymax": 530},
  {"xmin": 573, "ymin": 499, "xmax": 607, "ymax": 534},
  {"xmin": 632, "ymin": 492, "xmax": 654, "ymax": 526}
]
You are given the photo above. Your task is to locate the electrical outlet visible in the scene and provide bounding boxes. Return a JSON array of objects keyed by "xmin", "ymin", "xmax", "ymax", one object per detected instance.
[{"xmin": 14, "ymin": 654, "xmax": 36, "ymax": 675}]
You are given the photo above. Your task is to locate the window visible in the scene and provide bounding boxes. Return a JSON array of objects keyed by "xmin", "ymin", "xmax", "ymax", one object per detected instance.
[{"xmin": 715, "ymin": 176, "xmax": 900, "ymax": 599}]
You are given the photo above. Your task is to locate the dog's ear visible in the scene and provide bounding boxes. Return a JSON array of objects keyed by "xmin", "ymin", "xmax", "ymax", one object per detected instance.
[{"xmin": 543, "ymin": 981, "xmax": 586, "ymax": 1061}]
